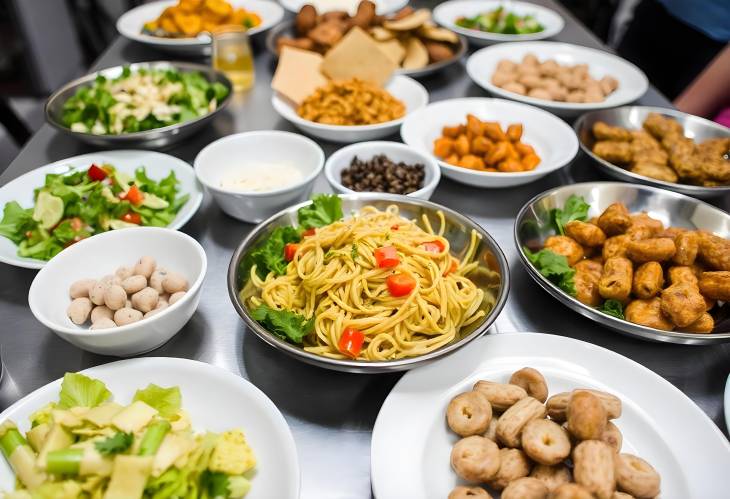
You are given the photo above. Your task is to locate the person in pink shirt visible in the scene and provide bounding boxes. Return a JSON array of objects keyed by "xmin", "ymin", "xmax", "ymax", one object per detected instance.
[{"xmin": 674, "ymin": 44, "xmax": 730, "ymax": 128}]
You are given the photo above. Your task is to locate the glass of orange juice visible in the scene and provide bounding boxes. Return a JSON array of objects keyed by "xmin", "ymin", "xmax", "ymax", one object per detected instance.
[{"xmin": 212, "ymin": 26, "xmax": 255, "ymax": 91}]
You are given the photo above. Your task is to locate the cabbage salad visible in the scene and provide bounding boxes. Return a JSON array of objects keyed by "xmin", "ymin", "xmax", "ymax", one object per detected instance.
[{"xmin": 0, "ymin": 373, "xmax": 256, "ymax": 498}]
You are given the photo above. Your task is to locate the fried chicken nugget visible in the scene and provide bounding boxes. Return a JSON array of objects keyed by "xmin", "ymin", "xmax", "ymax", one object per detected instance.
[
  {"xmin": 698, "ymin": 156, "xmax": 730, "ymax": 184},
  {"xmin": 672, "ymin": 231, "xmax": 699, "ymax": 266},
  {"xmin": 565, "ymin": 220, "xmax": 606, "ymax": 247},
  {"xmin": 697, "ymin": 231, "xmax": 730, "ymax": 270},
  {"xmin": 574, "ymin": 260, "xmax": 603, "ymax": 306},
  {"xmin": 592, "ymin": 121, "xmax": 632, "ymax": 142},
  {"xmin": 625, "ymin": 297, "xmax": 674, "ymax": 331},
  {"xmin": 597, "ymin": 203, "xmax": 632, "ymax": 236},
  {"xmin": 599, "ymin": 257, "xmax": 633, "ymax": 302},
  {"xmin": 698, "ymin": 271, "xmax": 730, "ymax": 301},
  {"xmin": 630, "ymin": 162, "xmax": 678, "ymax": 183},
  {"xmin": 667, "ymin": 266, "xmax": 699, "ymax": 287},
  {"xmin": 660, "ymin": 282, "xmax": 706, "ymax": 327},
  {"xmin": 677, "ymin": 312, "xmax": 715, "ymax": 333},
  {"xmin": 602, "ymin": 235, "xmax": 630, "ymax": 261},
  {"xmin": 593, "ymin": 141, "xmax": 632, "ymax": 164},
  {"xmin": 632, "ymin": 261, "xmax": 664, "ymax": 299},
  {"xmin": 643, "ymin": 112, "xmax": 683, "ymax": 139},
  {"xmin": 544, "ymin": 235, "xmax": 585, "ymax": 266},
  {"xmin": 626, "ymin": 238, "xmax": 676, "ymax": 263}
]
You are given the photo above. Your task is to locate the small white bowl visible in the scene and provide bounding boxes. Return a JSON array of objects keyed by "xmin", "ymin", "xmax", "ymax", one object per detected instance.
[
  {"xmin": 271, "ymin": 75, "xmax": 429, "ymax": 143},
  {"xmin": 28, "ymin": 227, "xmax": 207, "ymax": 357},
  {"xmin": 466, "ymin": 41, "xmax": 649, "ymax": 118},
  {"xmin": 324, "ymin": 141, "xmax": 441, "ymax": 200},
  {"xmin": 401, "ymin": 97, "xmax": 578, "ymax": 188},
  {"xmin": 194, "ymin": 131, "xmax": 324, "ymax": 223},
  {"xmin": 434, "ymin": 0, "xmax": 565, "ymax": 46}
]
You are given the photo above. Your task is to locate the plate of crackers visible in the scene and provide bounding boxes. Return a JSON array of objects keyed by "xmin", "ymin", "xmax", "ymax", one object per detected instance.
[{"xmin": 266, "ymin": 2, "xmax": 467, "ymax": 77}]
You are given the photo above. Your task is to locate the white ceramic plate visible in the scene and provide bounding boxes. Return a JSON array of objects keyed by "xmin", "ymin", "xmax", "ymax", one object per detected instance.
[
  {"xmin": 272, "ymin": 75, "xmax": 429, "ymax": 144},
  {"xmin": 371, "ymin": 333, "xmax": 730, "ymax": 499},
  {"xmin": 0, "ymin": 150, "xmax": 203, "ymax": 270},
  {"xmin": 400, "ymin": 97, "xmax": 577, "ymax": 188},
  {"xmin": 725, "ymin": 375, "xmax": 730, "ymax": 434},
  {"xmin": 434, "ymin": 0, "xmax": 564, "ymax": 46},
  {"xmin": 116, "ymin": 0, "xmax": 285, "ymax": 55},
  {"xmin": 0, "ymin": 357, "xmax": 300, "ymax": 498},
  {"xmin": 466, "ymin": 41, "xmax": 649, "ymax": 118},
  {"xmin": 278, "ymin": 0, "xmax": 407, "ymax": 15}
]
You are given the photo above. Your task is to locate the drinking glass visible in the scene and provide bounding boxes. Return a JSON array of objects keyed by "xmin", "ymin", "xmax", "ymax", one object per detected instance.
[{"xmin": 212, "ymin": 26, "xmax": 255, "ymax": 91}]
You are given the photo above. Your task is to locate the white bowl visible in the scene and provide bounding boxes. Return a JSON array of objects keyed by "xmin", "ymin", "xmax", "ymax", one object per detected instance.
[
  {"xmin": 0, "ymin": 357, "xmax": 300, "ymax": 499},
  {"xmin": 116, "ymin": 0, "xmax": 285, "ymax": 55},
  {"xmin": 324, "ymin": 141, "xmax": 441, "ymax": 200},
  {"xmin": 278, "ymin": 0, "xmax": 407, "ymax": 15},
  {"xmin": 434, "ymin": 0, "xmax": 565, "ymax": 46},
  {"xmin": 0, "ymin": 150, "xmax": 203, "ymax": 270},
  {"xmin": 194, "ymin": 130, "xmax": 324, "ymax": 223},
  {"xmin": 28, "ymin": 227, "xmax": 207, "ymax": 357},
  {"xmin": 401, "ymin": 97, "xmax": 578, "ymax": 188},
  {"xmin": 466, "ymin": 41, "xmax": 649, "ymax": 118},
  {"xmin": 271, "ymin": 75, "xmax": 429, "ymax": 143}
]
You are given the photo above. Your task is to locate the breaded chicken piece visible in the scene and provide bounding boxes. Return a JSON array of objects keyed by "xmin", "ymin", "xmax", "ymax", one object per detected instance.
[
  {"xmin": 592, "ymin": 121, "xmax": 632, "ymax": 142},
  {"xmin": 625, "ymin": 297, "xmax": 674, "ymax": 331},
  {"xmin": 593, "ymin": 141, "xmax": 632, "ymax": 164},
  {"xmin": 630, "ymin": 162, "xmax": 678, "ymax": 183}
]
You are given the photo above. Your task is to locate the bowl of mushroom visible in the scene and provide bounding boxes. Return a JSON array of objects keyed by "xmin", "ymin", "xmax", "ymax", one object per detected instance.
[{"xmin": 28, "ymin": 227, "xmax": 207, "ymax": 356}]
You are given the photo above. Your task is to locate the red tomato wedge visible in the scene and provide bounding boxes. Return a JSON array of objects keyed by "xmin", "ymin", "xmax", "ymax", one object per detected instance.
[
  {"xmin": 121, "ymin": 185, "xmax": 144, "ymax": 205},
  {"xmin": 386, "ymin": 273, "xmax": 416, "ymax": 297},
  {"xmin": 87, "ymin": 164, "xmax": 107, "ymax": 181},
  {"xmin": 390, "ymin": 224, "xmax": 400, "ymax": 231},
  {"xmin": 302, "ymin": 228, "xmax": 316, "ymax": 237},
  {"xmin": 422, "ymin": 240, "xmax": 446, "ymax": 253},
  {"xmin": 121, "ymin": 212, "xmax": 142, "ymax": 225},
  {"xmin": 444, "ymin": 258, "xmax": 459, "ymax": 276},
  {"xmin": 284, "ymin": 243, "xmax": 299, "ymax": 262},
  {"xmin": 338, "ymin": 327, "xmax": 365, "ymax": 359},
  {"xmin": 374, "ymin": 246, "xmax": 399, "ymax": 268}
]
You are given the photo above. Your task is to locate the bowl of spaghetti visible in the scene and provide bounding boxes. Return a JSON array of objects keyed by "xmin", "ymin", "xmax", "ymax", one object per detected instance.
[{"xmin": 227, "ymin": 193, "xmax": 509, "ymax": 372}]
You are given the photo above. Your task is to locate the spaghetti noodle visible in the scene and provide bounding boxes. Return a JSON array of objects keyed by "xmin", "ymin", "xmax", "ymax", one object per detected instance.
[{"xmin": 246, "ymin": 205, "xmax": 495, "ymax": 361}]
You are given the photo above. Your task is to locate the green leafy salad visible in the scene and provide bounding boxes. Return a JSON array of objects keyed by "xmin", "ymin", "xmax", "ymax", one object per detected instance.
[
  {"xmin": 456, "ymin": 7, "xmax": 544, "ymax": 34},
  {"xmin": 0, "ymin": 372, "xmax": 256, "ymax": 498},
  {"xmin": 61, "ymin": 67, "xmax": 229, "ymax": 135},
  {"xmin": 240, "ymin": 194, "xmax": 344, "ymax": 345},
  {"xmin": 0, "ymin": 164, "xmax": 189, "ymax": 261},
  {"xmin": 523, "ymin": 195, "xmax": 625, "ymax": 320}
]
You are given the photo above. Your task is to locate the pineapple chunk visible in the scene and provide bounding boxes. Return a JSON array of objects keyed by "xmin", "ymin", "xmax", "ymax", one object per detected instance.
[{"xmin": 208, "ymin": 429, "xmax": 256, "ymax": 475}]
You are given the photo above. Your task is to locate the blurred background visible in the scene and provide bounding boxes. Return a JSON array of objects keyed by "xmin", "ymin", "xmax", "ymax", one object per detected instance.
[{"xmin": 1, "ymin": 0, "xmax": 728, "ymax": 170}]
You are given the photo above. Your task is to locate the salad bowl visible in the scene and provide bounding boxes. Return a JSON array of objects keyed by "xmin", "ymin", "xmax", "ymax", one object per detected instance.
[
  {"xmin": 45, "ymin": 61, "xmax": 233, "ymax": 149},
  {"xmin": 0, "ymin": 150, "xmax": 203, "ymax": 269}
]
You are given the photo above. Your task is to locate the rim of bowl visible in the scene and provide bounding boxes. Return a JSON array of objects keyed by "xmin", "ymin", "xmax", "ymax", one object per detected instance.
[
  {"xmin": 466, "ymin": 42, "xmax": 649, "ymax": 111},
  {"xmin": 28, "ymin": 227, "xmax": 207, "ymax": 337},
  {"xmin": 194, "ymin": 130, "xmax": 325, "ymax": 197},
  {"xmin": 401, "ymin": 97, "xmax": 579, "ymax": 177},
  {"xmin": 324, "ymin": 141, "xmax": 441, "ymax": 198},
  {"xmin": 433, "ymin": 0, "xmax": 565, "ymax": 42},
  {"xmin": 573, "ymin": 106, "xmax": 730, "ymax": 195},
  {"xmin": 227, "ymin": 193, "xmax": 511, "ymax": 371},
  {"xmin": 45, "ymin": 61, "xmax": 233, "ymax": 140},
  {"xmin": 271, "ymin": 75, "xmax": 429, "ymax": 132},
  {"xmin": 513, "ymin": 181, "xmax": 730, "ymax": 342}
]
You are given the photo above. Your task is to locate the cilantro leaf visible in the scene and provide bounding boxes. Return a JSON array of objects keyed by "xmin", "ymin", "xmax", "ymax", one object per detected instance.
[
  {"xmin": 524, "ymin": 247, "xmax": 576, "ymax": 296},
  {"xmin": 250, "ymin": 304, "xmax": 314, "ymax": 344},
  {"xmin": 0, "ymin": 202, "xmax": 36, "ymax": 244},
  {"xmin": 351, "ymin": 243, "xmax": 358, "ymax": 261},
  {"xmin": 201, "ymin": 471, "xmax": 229, "ymax": 498},
  {"xmin": 58, "ymin": 373, "xmax": 111, "ymax": 409},
  {"xmin": 242, "ymin": 226, "xmax": 302, "ymax": 279},
  {"xmin": 133, "ymin": 384, "xmax": 181, "ymax": 418},
  {"xmin": 95, "ymin": 432, "xmax": 133, "ymax": 456},
  {"xmin": 598, "ymin": 299, "xmax": 625, "ymax": 320},
  {"xmin": 297, "ymin": 194, "xmax": 343, "ymax": 229},
  {"xmin": 550, "ymin": 195, "xmax": 590, "ymax": 235}
]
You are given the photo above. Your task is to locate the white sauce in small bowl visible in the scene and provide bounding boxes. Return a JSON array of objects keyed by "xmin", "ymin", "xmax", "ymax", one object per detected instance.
[{"xmin": 219, "ymin": 163, "xmax": 304, "ymax": 193}]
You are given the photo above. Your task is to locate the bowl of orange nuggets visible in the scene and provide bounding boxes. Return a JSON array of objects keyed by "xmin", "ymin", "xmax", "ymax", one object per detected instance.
[{"xmin": 401, "ymin": 97, "xmax": 578, "ymax": 187}]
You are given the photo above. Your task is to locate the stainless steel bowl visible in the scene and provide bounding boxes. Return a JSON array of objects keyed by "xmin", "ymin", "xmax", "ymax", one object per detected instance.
[
  {"xmin": 514, "ymin": 182, "xmax": 730, "ymax": 345},
  {"xmin": 45, "ymin": 61, "xmax": 233, "ymax": 149},
  {"xmin": 228, "ymin": 194, "xmax": 510, "ymax": 373},
  {"xmin": 265, "ymin": 21, "xmax": 468, "ymax": 78},
  {"xmin": 574, "ymin": 106, "xmax": 730, "ymax": 199}
]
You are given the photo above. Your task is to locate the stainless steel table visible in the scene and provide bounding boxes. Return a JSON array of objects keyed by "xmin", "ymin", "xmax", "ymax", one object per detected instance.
[{"xmin": 1, "ymin": 1, "xmax": 728, "ymax": 497}]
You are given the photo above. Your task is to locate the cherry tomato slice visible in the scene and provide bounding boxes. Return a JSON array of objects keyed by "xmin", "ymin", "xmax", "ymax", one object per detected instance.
[
  {"xmin": 338, "ymin": 327, "xmax": 365, "ymax": 359},
  {"xmin": 374, "ymin": 246, "xmax": 399, "ymax": 268},
  {"xmin": 284, "ymin": 243, "xmax": 299, "ymax": 262},
  {"xmin": 121, "ymin": 212, "xmax": 142, "ymax": 225},
  {"xmin": 390, "ymin": 224, "xmax": 400, "ymax": 231},
  {"xmin": 422, "ymin": 239, "xmax": 446, "ymax": 253},
  {"xmin": 302, "ymin": 228, "xmax": 316, "ymax": 237},
  {"xmin": 87, "ymin": 164, "xmax": 107, "ymax": 181},
  {"xmin": 386, "ymin": 272, "xmax": 416, "ymax": 297},
  {"xmin": 121, "ymin": 185, "xmax": 144, "ymax": 205}
]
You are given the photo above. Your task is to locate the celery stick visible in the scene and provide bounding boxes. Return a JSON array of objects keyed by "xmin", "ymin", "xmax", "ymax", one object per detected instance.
[
  {"xmin": 46, "ymin": 448, "xmax": 83, "ymax": 475},
  {"xmin": 138, "ymin": 420, "xmax": 170, "ymax": 456},
  {"xmin": 0, "ymin": 428, "xmax": 27, "ymax": 457}
]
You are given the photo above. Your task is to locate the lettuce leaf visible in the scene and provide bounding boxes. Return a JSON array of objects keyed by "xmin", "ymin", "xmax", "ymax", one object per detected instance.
[
  {"xmin": 297, "ymin": 194, "xmax": 343, "ymax": 229},
  {"xmin": 524, "ymin": 247, "xmax": 576, "ymax": 296},
  {"xmin": 550, "ymin": 195, "xmax": 590, "ymax": 235},
  {"xmin": 242, "ymin": 226, "xmax": 302, "ymax": 279},
  {"xmin": 133, "ymin": 384, "xmax": 181, "ymax": 418},
  {"xmin": 0, "ymin": 202, "xmax": 36, "ymax": 244},
  {"xmin": 250, "ymin": 304, "xmax": 314, "ymax": 344},
  {"xmin": 598, "ymin": 299, "xmax": 625, "ymax": 319},
  {"xmin": 58, "ymin": 373, "xmax": 111, "ymax": 409}
]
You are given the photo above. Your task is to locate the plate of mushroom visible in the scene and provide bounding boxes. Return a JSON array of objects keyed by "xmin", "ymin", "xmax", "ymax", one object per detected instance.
[{"xmin": 371, "ymin": 332, "xmax": 730, "ymax": 499}]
